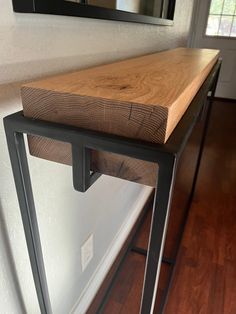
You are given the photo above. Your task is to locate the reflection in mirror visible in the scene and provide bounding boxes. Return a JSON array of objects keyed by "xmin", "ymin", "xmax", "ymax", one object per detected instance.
[
  {"xmin": 12, "ymin": 0, "xmax": 175, "ymax": 25},
  {"xmin": 65, "ymin": 0, "xmax": 173, "ymax": 19}
]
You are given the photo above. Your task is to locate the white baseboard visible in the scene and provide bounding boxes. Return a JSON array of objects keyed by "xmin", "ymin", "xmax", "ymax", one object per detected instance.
[{"xmin": 70, "ymin": 186, "xmax": 153, "ymax": 314}]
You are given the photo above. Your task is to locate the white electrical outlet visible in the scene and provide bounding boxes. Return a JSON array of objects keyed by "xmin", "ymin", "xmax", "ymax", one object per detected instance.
[{"xmin": 81, "ymin": 234, "xmax": 94, "ymax": 272}]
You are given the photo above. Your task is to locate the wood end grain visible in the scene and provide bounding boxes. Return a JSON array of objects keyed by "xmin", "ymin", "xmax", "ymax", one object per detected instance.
[{"xmin": 21, "ymin": 48, "xmax": 220, "ymax": 185}]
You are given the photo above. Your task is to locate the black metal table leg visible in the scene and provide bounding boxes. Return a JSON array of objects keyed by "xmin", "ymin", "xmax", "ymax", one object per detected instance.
[
  {"xmin": 140, "ymin": 155, "xmax": 177, "ymax": 314},
  {"xmin": 72, "ymin": 144, "xmax": 101, "ymax": 192},
  {"xmin": 4, "ymin": 125, "xmax": 52, "ymax": 314}
]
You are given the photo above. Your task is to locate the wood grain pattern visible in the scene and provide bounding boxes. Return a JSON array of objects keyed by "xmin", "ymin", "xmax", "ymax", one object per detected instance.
[
  {"xmin": 27, "ymin": 136, "xmax": 158, "ymax": 186},
  {"xmin": 21, "ymin": 48, "xmax": 219, "ymax": 185}
]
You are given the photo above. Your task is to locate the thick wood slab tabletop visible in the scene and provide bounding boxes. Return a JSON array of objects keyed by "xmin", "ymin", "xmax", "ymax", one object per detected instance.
[
  {"xmin": 21, "ymin": 47, "xmax": 219, "ymax": 186},
  {"xmin": 22, "ymin": 47, "xmax": 219, "ymax": 143}
]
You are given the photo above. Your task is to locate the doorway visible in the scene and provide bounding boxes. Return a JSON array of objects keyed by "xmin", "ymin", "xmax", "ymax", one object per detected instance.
[{"xmin": 190, "ymin": 0, "xmax": 236, "ymax": 99}]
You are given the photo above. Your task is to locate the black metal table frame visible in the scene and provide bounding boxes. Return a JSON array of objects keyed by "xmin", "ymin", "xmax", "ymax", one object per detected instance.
[{"xmin": 4, "ymin": 60, "xmax": 221, "ymax": 314}]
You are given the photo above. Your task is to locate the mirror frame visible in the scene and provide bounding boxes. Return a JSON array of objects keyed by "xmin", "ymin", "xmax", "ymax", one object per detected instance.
[{"xmin": 12, "ymin": 0, "xmax": 176, "ymax": 26}]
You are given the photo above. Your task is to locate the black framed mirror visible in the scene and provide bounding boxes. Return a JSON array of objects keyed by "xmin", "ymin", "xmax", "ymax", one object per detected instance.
[{"xmin": 12, "ymin": 0, "xmax": 176, "ymax": 26}]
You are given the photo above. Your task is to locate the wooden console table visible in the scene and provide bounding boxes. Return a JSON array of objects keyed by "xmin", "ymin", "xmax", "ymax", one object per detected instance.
[{"xmin": 4, "ymin": 48, "xmax": 221, "ymax": 314}]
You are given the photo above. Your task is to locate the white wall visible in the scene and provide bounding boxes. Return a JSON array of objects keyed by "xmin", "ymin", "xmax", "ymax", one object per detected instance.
[
  {"xmin": 116, "ymin": 0, "xmax": 141, "ymax": 13},
  {"xmin": 0, "ymin": 0, "xmax": 194, "ymax": 313}
]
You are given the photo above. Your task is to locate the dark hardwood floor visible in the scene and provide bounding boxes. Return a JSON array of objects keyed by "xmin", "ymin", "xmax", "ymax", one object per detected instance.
[{"xmin": 101, "ymin": 100, "xmax": 236, "ymax": 314}]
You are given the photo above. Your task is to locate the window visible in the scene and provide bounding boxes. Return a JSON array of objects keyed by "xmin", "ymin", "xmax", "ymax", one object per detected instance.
[{"xmin": 206, "ymin": 0, "xmax": 236, "ymax": 37}]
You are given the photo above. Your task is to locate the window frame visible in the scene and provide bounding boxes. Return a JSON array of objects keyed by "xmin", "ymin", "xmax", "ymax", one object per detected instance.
[{"xmin": 204, "ymin": 0, "xmax": 236, "ymax": 39}]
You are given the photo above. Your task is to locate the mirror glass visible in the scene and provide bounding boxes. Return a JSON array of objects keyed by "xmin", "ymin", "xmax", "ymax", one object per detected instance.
[
  {"xmin": 65, "ymin": 0, "xmax": 173, "ymax": 19},
  {"xmin": 12, "ymin": 0, "xmax": 176, "ymax": 25}
]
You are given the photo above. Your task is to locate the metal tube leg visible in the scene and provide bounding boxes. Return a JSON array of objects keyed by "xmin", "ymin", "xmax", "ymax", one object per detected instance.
[
  {"xmin": 72, "ymin": 145, "xmax": 91, "ymax": 192},
  {"xmin": 72, "ymin": 145, "xmax": 101, "ymax": 192},
  {"xmin": 4, "ymin": 125, "xmax": 52, "ymax": 314},
  {"xmin": 140, "ymin": 155, "xmax": 177, "ymax": 314}
]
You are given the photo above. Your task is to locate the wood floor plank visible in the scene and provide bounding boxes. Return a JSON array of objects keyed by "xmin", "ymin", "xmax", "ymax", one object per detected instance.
[
  {"xmin": 165, "ymin": 100, "xmax": 236, "ymax": 314},
  {"xmin": 99, "ymin": 100, "xmax": 236, "ymax": 314}
]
